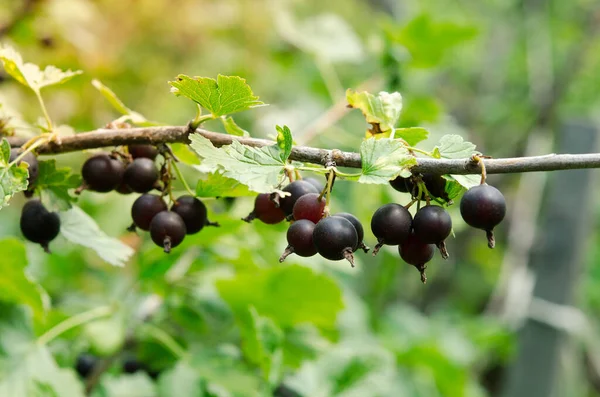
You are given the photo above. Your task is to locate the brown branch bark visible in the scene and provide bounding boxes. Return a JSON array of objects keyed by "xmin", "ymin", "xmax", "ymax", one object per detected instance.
[{"xmin": 7, "ymin": 125, "xmax": 600, "ymax": 175}]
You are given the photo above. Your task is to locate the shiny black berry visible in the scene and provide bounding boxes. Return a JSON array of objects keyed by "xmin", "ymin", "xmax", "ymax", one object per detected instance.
[
  {"xmin": 304, "ymin": 177, "xmax": 325, "ymax": 192},
  {"xmin": 243, "ymin": 193, "xmax": 286, "ymax": 224},
  {"xmin": 279, "ymin": 219, "xmax": 318, "ymax": 262},
  {"xmin": 122, "ymin": 357, "xmax": 143, "ymax": 374},
  {"xmin": 389, "ymin": 176, "xmax": 413, "ymax": 194},
  {"xmin": 81, "ymin": 154, "xmax": 125, "ymax": 192},
  {"xmin": 171, "ymin": 195, "xmax": 218, "ymax": 234},
  {"xmin": 10, "ymin": 148, "xmax": 39, "ymax": 186},
  {"xmin": 279, "ymin": 180, "xmax": 319, "ymax": 215},
  {"xmin": 313, "ymin": 216, "xmax": 358, "ymax": 267},
  {"xmin": 422, "ymin": 173, "xmax": 450, "ymax": 202},
  {"xmin": 413, "ymin": 205, "xmax": 452, "ymax": 259},
  {"xmin": 75, "ymin": 354, "xmax": 97, "ymax": 378},
  {"xmin": 332, "ymin": 212, "xmax": 369, "ymax": 253},
  {"xmin": 149, "ymin": 211, "xmax": 186, "ymax": 253},
  {"xmin": 370, "ymin": 203, "xmax": 412, "ymax": 255},
  {"xmin": 20, "ymin": 200, "xmax": 60, "ymax": 253},
  {"xmin": 460, "ymin": 184, "xmax": 506, "ymax": 248},
  {"xmin": 292, "ymin": 193, "xmax": 325, "ymax": 223},
  {"xmin": 128, "ymin": 144, "xmax": 158, "ymax": 160},
  {"xmin": 399, "ymin": 233, "xmax": 435, "ymax": 283},
  {"xmin": 123, "ymin": 158, "xmax": 159, "ymax": 193},
  {"xmin": 131, "ymin": 194, "xmax": 167, "ymax": 231}
]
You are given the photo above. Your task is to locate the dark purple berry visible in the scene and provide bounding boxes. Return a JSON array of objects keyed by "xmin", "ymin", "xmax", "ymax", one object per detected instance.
[
  {"xmin": 399, "ymin": 234, "xmax": 435, "ymax": 283},
  {"xmin": 332, "ymin": 212, "xmax": 369, "ymax": 253},
  {"xmin": 75, "ymin": 354, "xmax": 97, "ymax": 378},
  {"xmin": 81, "ymin": 154, "xmax": 124, "ymax": 192},
  {"xmin": 10, "ymin": 148, "xmax": 39, "ymax": 186},
  {"xmin": 304, "ymin": 177, "xmax": 325, "ymax": 192},
  {"xmin": 313, "ymin": 216, "xmax": 358, "ymax": 267},
  {"xmin": 460, "ymin": 184, "xmax": 506, "ymax": 248},
  {"xmin": 243, "ymin": 193, "xmax": 286, "ymax": 224},
  {"xmin": 292, "ymin": 193, "xmax": 325, "ymax": 223},
  {"xmin": 20, "ymin": 200, "xmax": 60, "ymax": 253},
  {"xmin": 149, "ymin": 211, "xmax": 186, "ymax": 253},
  {"xmin": 389, "ymin": 176, "xmax": 413, "ymax": 193},
  {"xmin": 413, "ymin": 205, "xmax": 452, "ymax": 259},
  {"xmin": 131, "ymin": 194, "xmax": 167, "ymax": 231},
  {"xmin": 123, "ymin": 158, "xmax": 159, "ymax": 193},
  {"xmin": 128, "ymin": 144, "xmax": 158, "ymax": 160},
  {"xmin": 279, "ymin": 220, "xmax": 318, "ymax": 262},
  {"xmin": 422, "ymin": 174, "xmax": 450, "ymax": 202},
  {"xmin": 279, "ymin": 180, "xmax": 319, "ymax": 215},
  {"xmin": 370, "ymin": 203, "xmax": 412, "ymax": 255},
  {"xmin": 122, "ymin": 357, "xmax": 143, "ymax": 374},
  {"xmin": 171, "ymin": 195, "xmax": 218, "ymax": 234}
]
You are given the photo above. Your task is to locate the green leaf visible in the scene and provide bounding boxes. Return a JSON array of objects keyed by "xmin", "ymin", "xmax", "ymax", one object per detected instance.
[
  {"xmin": 59, "ymin": 206, "xmax": 134, "ymax": 267},
  {"xmin": 0, "ymin": 45, "xmax": 82, "ymax": 91},
  {"xmin": 275, "ymin": 125, "xmax": 293, "ymax": 162},
  {"xmin": 92, "ymin": 79, "xmax": 161, "ymax": 127},
  {"xmin": 36, "ymin": 160, "xmax": 80, "ymax": 211},
  {"xmin": 157, "ymin": 361, "xmax": 204, "ymax": 397},
  {"xmin": 399, "ymin": 96, "xmax": 443, "ymax": 126},
  {"xmin": 217, "ymin": 265, "xmax": 343, "ymax": 331},
  {"xmin": 358, "ymin": 138, "xmax": 417, "ymax": 184},
  {"xmin": 347, "ymin": 89, "xmax": 403, "ymax": 138},
  {"xmin": 447, "ymin": 174, "xmax": 481, "ymax": 190},
  {"xmin": 433, "ymin": 135, "xmax": 479, "ymax": 159},
  {"xmin": 195, "ymin": 172, "xmax": 253, "ymax": 198},
  {"xmin": 0, "ymin": 239, "xmax": 45, "ymax": 318},
  {"xmin": 391, "ymin": 14, "xmax": 478, "ymax": 68},
  {"xmin": 97, "ymin": 373, "xmax": 156, "ymax": 397},
  {"xmin": 84, "ymin": 317, "xmax": 126, "ymax": 357},
  {"xmin": 221, "ymin": 116, "xmax": 249, "ymax": 137},
  {"xmin": 189, "ymin": 134, "xmax": 286, "ymax": 193},
  {"xmin": 395, "ymin": 127, "xmax": 429, "ymax": 146},
  {"xmin": 0, "ymin": 139, "xmax": 29, "ymax": 209},
  {"xmin": 170, "ymin": 143, "xmax": 200, "ymax": 165},
  {"xmin": 169, "ymin": 74, "xmax": 266, "ymax": 117}
]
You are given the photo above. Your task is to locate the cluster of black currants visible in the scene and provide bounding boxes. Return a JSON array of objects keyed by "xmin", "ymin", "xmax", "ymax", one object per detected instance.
[
  {"xmin": 79, "ymin": 144, "xmax": 218, "ymax": 253},
  {"xmin": 244, "ymin": 178, "xmax": 369, "ymax": 267},
  {"xmin": 75, "ymin": 353, "xmax": 160, "ymax": 380}
]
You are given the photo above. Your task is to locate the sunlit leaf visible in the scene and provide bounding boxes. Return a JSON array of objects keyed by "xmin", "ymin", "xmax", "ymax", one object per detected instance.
[
  {"xmin": 221, "ymin": 116, "xmax": 250, "ymax": 137},
  {"xmin": 395, "ymin": 127, "xmax": 429, "ymax": 146},
  {"xmin": 195, "ymin": 172, "xmax": 253, "ymax": 198},
  {"xmin": 275, "ymin": 125, "xmax": 293, "ymax": 162},
  {"xmin": 347, "ymin": 90, "xmax": 403, "ymax": 138},
  {"xmin": 0, "ymin": 139, "xmax": 28, "ymax": 210},
  {"xmin": 36, "ymin": 160, "xmax": 80, "ymax": 211},
  {"xmin": 358, "ymin": 138, "xmax": 417, "ymax": 184},
  {"xmin": 432, "ymin": 135, "xmax": 479, "ymax": 159}
]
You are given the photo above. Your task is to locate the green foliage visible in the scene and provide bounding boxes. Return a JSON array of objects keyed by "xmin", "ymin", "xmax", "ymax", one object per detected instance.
[
  {"xmin": 395, "ymin": 127, "xmax": 429, "ymax": 146},
  {"xmin": 358, "ymin": 138, "xmax": 417, "ymax": 184},
  {"xmin": 92, "ymin": 79, "xmax": 161, "ymax": 127},
  {"xmin": 433, "ymin": 135, "xmax": 479, "ymax": 159},
  {"xmin": 346, "ymin": 89, "xmax": 403, "ymax": 138},
  {"xmin": 0, "ymin": 139, "xmax": 29, "ymax": 209},
  {"xmin": 195, "ymin": 172, "xmax": 253, "ymax": 198},
  {"xmin": 36, "ymin": 160, "xmax": 80, "ymax": 211},
  {"xmin": 221, "ymin": 116, "xmax": 250, "ymax": 137}
]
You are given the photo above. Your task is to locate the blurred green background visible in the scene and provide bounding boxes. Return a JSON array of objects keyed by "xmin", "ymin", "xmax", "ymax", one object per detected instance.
[{"xmin": 1, "ymin": 0, "xmax": 600, "ymax": 396}]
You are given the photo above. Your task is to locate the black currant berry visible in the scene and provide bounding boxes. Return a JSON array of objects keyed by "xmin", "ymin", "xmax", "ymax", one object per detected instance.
[
  {"xmin": 332, "ymin": 212, "xmax": 370, "ymax": 253},
  {"xmin": 413, "ymin": 205, "xmax": 452, "ymax": 259},
  {"xmin": 292, "ymin": 193, "xmax": 326, "ymax": 223},
  {"xmin": 243, "ymin": 193, "xmax": 286, "ymax": 224},
  {"xmin": 20, "ymin": 200, "xmax": 60, "ymax": 253},
  {"xmin": 149, "ymin": 211, "xmax": 186, "ymax": 253},
  {"xmin": 128, "ymin": 144, "xmax": 158, "ymax": 160},
  {"xmin": 313, "ymin": 216, "xmax": 358, "ymax": 267},
  {"xmin": 422, "ymin": 173, "xmax": 450, "ymax": 202},
  {"xmin": 304, "ymin": 177, "xmax": 325, "ymax": 193},
  {"xmin": 279, "ymin": 219, "xmax": 318, "ymax": 262},
  {"xmin": 10, "ymin": 148, "xmax": 39, "ymax": 186},
  {"xmin": 273, "ymin": 383, "xmax": 302, "ymax": 397},
  {"xmin": 460, "ymin": 184, "xmax": 506, "ymax": 248},
  {"xmin": 370, "ymin": 203, "xmax": 412, "ymax": 255},
  {"xmin": 116, "ymin": 181, "xmax": 133, "ymax": 195},
  {"xmin": 123, "ymin": 158, "xmax": 159, "ymax": 193},
  {"xmin": 171, "ymin": 195, "xmax": 219, "ymax": 234},
  {"xmin": 399, "ymin": 233, "xmax": 435, "ymax": 283},
  {"xmin": 122, "ymin": 357, "xmax": 143, "ymax": 374},
  {"xmin": 75, "ymin": 354, "xmax": 97, "ymax": 378},
  {"xmin": 130, "ymin": 194, "xmax": 167, "ymax": 231},
  {"xmin": 279, "ymin": 180, "xmax": 319, "ymax": 215},
  {"xmin": 81, "ymin": 154, "xmax": 125, "ymax": 192},
  {"xmin": 389, "ymin": 176, "xmax": 413, "ymax": 194}
]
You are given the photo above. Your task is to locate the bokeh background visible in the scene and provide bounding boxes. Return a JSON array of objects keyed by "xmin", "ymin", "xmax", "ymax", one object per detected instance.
[{"xmin": 1, "ymin": 0, "xmax": 600, "ymax": 396}]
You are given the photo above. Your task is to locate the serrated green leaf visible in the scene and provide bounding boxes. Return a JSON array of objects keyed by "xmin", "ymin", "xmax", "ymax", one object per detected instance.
[
  {"xmin": 195, "ymin": 172, "xmax": 253, "ymax": 198},
  {"xmin": 448, "ymin": 174, "xmax": 481, "ymax": 190},
  {"xmin": 0, "ymin": 239, "xmax": 45, "ymax": 318},
  {"xmin": 0, "ymin": 139, "xmax": 29, "ymax": 209},
  {"xmin": 434, "ymin": 135, "xmax": 479, "ymax": 159},
  {"xmin": 92, "ymin": 79, "xmax": 161, "ymax": 127},
  {"xmin": 221, "ymin": 116, "xmax": 249, "ymax": 137},
  {"xmin": 442, "ymin": 176, "xmax": 466, "ymax": 200},
  {"xmin": 347, "ymin": 89, "xmax": 403, "ymax": 138},
  {"xmin": 36, "ymin": 160, "xmax": 80, "ymax": 211},
  {"xmin": 275, "ymin": 125, "xmax": 293, "ymax": 162},
  {"xmin": 59, "ymin": 206, "xmax": 134, "ymax": 267},
  {"xmin": 358, "ymin": 138, "xmax": 417, "ymax": 184},
  {"xmin": 169, "ymin": 74, "xmax": 266, "ymax": 117},
  {"xmin": 189, "ymin": 134, "xmax": 286, "ymax": 193},
  {"xmin": 0, "ymin": 45, "xmax": 82, "ymax": 91},
  {"xmin": 395, "ymin": 127, "xmax": 429, "ymax": 146},
  {"xmin": 170, "ymin": 143, "xmax": 200, "ymax": 165}
]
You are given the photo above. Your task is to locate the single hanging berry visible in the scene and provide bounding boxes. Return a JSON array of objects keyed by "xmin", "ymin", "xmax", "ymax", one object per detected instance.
[
  {"xmin": 389, "ymin": 176, "xmax": 413, "ymax": 194},
  {"xmin": 243, "ymin": 193, "xmax": 286, "ymax": 224},
  {"xmin": 123, "ymin": 158, "xmax": 159, "ymax": 193},
  {"xmin": 75, "ymin": 354, "xmax": 98, "ymax": 379},
  {"xmin": 313, "ymin": 216, "xmax": 358, "ymax": 267},
  {"xmin": 399, "ymin": 233, "xmax": 435, "ymax": 283},
  {"xmin": 332, "ymin": 212, "xmax": 370, "ymax": 253},
  {"xmin": 279, "ymin": 180, "xmax": 319, "ymax": 215},
  {"xmin": 149, "ymin": 211, "xmax": 186, "ymax": 253},
  {"xmin": 130, "ymin": 194, "xmax": 167, "ymax": 231},
  {"xmin": 460, "ymin": 184, "xmax": 506, "ymax": 248},
  {"xmin": 81, "ymin": 154, "xmax": 125, "ymax": 192},
  {"xmin": 412, "ymin": 205, "xmax": 452, "ymax": 259},
  {"xmin": 279, "ymin": 219, "xmax": 318, "ymax": 262},
  {"xmin": 303, "ymin": 177, "xmax": 325, "ymax": 192},
  {"xmin": 20, "ymin": 200, "xmax": 61, "ymax": 253},
  {"xmin": 128, "ymin": 144, "xmax": 158, "ymax": 160},
  {"xmin": 171, "ymin": 195, "xmax": 218, "ymax": 234},
  {"xmin": 292, "ymin": 193, "xmax": 326, "ymax": 223},
  {"xmin": 370, "ymin": 203, "xmax": 412, "ymax": 255}
]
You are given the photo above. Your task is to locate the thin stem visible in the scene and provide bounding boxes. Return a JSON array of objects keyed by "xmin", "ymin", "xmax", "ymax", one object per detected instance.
[
  {"xmin": 171, "ymin": 160, "xmax": 196, "ymax": 197},
  {"xmin": 34, "ymin": 90, "xmax": 53, "ymax": 132},
  {"xmin": 405, "ymin": 146, "xmax": 434, "ymax": 157},
  {"xmin": 141, "ymin": 323, "xmax": 187, "ymax": 359},
  {"xmin": 37, "ymin": 305, "xmax": 114, "ymax": 346}
]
